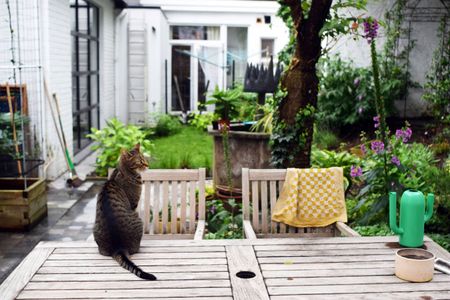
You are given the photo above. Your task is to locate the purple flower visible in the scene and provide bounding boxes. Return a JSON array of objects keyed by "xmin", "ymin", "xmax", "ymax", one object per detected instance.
[
  {"xmin": 360, "ymin": 144, "xmax": 367, "ymax": 155},
  {"xmin": 354, "ymin": 78, "xmax": 360, "ymax": 87},
  {"xmin": 363, "ymin": 18, "xmax": 379, "ymax": 44},
  {"xmin": 395, "ymin": 127, "xmax": 413, "ymax": 143},
  {"xmin": 391, "ymin": 156, "xmax": 401, "ymax": 166},
  {"xmin": 358, "ymin": 107, "xmax": 363, "ymax": 115},
  {"xmin": 373, "ymin": 115, "xmax": 380, "ymax": 128},
  {"xmin": 350, "ymin": 165, "xmax": 363, "ymax": 178},
  {"xmin": 357, "ymin": 94, "xmax": 363, "ymax": 101},
  {"xmin": 209, "ymin": 205, "xmax": 216, "ymax": 215},
  {"xmin": 371, "ymin": 140, "xmax": 385, "ymax": 154}
]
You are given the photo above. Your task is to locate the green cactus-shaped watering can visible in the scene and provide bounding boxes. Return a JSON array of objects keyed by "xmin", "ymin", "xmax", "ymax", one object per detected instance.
[{"xmin": 389, "ymin": 190, "xmax": 434, "ymax": 247}]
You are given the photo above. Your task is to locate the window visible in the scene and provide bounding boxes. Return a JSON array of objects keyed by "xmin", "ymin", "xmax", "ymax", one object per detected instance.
[
  {"xmin": 227, "ymin": 27, "xmax": 248, "ymax": 89},
  {"xmin": 261, "ymin": 38, "xmax": 274, "ymax": 58},
  {"xmin": 171, "ymin": 26, "xmax": 220, "ymax": 40},
  {"xmin": 70, "ymin": 0, "xmax": 99, "ymax": 153}
]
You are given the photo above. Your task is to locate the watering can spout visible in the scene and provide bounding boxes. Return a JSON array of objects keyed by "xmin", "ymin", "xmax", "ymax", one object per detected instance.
[
  {"xmin": 424, "ymin": 193, "xmax": 434, "ymax": 223},
  {"xmin": 389, "ymin": 192, "xmax": 403, "ymax": 235}
]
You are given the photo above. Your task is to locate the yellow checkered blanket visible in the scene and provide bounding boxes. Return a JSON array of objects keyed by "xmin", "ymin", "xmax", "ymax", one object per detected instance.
[{"xmin": 271, "ymin": 167, "xmax": 347, "ymax": 227}]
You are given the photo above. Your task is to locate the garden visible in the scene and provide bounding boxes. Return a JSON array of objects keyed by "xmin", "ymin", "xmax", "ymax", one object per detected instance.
[{"xmin": 83, "ymin": 0, "xmax": 449, "ymax": 249}]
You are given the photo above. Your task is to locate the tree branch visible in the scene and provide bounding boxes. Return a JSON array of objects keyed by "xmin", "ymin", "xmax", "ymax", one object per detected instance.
[
  {"xmin": 305, "ymin": 0, "xmax": 333, "ymax": 35},
  {"xmin": 281, "ymin": 0, "xmax": 304, "ymax": 36}
]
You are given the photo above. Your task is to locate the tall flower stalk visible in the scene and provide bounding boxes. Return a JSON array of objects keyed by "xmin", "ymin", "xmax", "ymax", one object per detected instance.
[{"xmin": 364, "ymin": 18, "xmax": 389, "ymax": 194}]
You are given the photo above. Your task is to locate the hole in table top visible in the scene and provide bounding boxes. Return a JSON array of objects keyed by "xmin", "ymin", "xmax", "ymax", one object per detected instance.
[{"xmin": 236, "ymin": 271, "xmax": 256, "ymax": 279}]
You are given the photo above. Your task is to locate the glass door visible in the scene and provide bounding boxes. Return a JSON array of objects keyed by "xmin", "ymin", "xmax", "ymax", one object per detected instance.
[
  {"xmin": 171, "ymin": 45, "xmax": 192, "ymax": 113},
  {"xmin": 196, "ymin": 45, "xmax": 223, "ymax": 110},
  {"xmin": 170, "ymin": 42, "xmax": 224, "ymax": 113}
]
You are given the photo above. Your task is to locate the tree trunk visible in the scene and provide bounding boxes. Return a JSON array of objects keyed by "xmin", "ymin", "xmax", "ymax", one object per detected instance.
[{"xmin": 277, "ymin": 0, "xmax": 332, "ymax": 168}]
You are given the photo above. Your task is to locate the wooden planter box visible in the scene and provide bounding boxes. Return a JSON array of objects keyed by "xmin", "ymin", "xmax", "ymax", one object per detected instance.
[{"xmin": 0, "ymin": 178, "xmax": 47, "ymax": 231}]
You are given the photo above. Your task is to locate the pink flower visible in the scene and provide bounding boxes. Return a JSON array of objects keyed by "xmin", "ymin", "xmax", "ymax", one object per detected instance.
[
  {"xmin": 395, "ymin": 127, "xmax": 413, "ymax": 143},
  {"xmin": 350, "ymin": 165, "xmax": 363, "ymax": 178},
  {"xmin": 371, "ymin": 140, "xmax": 384, "ymax": 154},
  {"xmin": 360, "ymin": 144, "xmax": 367, "ymax": 154},
  {"xmin": 391, "ymin": 156, "xmax": 400, "ymax": 166},
  {"xmin": 363, "ymin": 18, "xmax": 379, "ymax": 44},
  {"xmin": 373, "ymin": 115, "xmax": 380, "ymax": 128}
]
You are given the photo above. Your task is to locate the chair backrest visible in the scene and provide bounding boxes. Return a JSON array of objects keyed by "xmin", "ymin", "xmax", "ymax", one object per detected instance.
[
  {"xmin": 242, "ymin": 168, "xmax": 337, "ymax": 237},
  {"xmin": 140, "ymin": 168, "xmax": 206, "ymax": 234}
]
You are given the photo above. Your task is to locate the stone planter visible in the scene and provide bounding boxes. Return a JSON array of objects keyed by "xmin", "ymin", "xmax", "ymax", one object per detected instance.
[
  {"xmin": 208, "ymin": 127, "xmax": 271, "ymax": 189},
  {"xmin": 0, "ymin": 178, "xmax": 47, "ymax": 231}
]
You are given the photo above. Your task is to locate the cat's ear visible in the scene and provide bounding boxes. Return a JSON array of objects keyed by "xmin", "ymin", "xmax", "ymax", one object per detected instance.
[
  {"xmin": 134, "ymin": 143, "xmax": 141, "ymax": 151},
  {"xmin": 120, "ymin": 148, "xmax": 129, "ymax": 157}
]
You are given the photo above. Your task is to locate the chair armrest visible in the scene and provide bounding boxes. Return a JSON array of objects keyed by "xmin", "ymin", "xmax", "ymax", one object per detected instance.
[
  {"xmin": 194, "ymin": 220, "xmax": 206, "ymax": 240},
  {"xmin": 243, "ymin": 220, "xmax": 257, "ymax": 239},
  {"xmin": 336, "ymin": 221, "xmax": 360, "ymax": 237}
]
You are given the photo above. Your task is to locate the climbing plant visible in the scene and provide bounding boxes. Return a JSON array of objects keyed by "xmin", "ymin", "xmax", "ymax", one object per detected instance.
[{"xmin": 423, "ymin": 17, "xmax": 450, "ymax": 123}]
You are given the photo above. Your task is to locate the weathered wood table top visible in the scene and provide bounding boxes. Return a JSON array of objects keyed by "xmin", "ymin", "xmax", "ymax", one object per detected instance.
[{"xmin": 1, "ymin": 236, "xmax": 450, "ymax": 300}]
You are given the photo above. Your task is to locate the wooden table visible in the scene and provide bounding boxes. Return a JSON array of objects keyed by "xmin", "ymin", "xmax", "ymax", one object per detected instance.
[{"xmin": 1, "ymin": 236, "xmax": 450, "ymax": 300}]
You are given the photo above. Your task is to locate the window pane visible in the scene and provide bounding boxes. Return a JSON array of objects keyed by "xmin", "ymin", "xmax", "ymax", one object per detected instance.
[
  {"xmin": 78, "ymin": 38, "xmax": 88, "ymax": 72},
  {"xmin": 79, "ymin": 76, "xmax": 89, "ymax": 109},
  {"xmin": 72, "ymin": 76, "xmax": 78, "ymax": 111},
  {"xmin": 73, "ymin": 116, "xmax": 79, "ymax": 151},
  {"xmin": 227, "ymin": 27, "xmax": 248, "ymax": 88},
  {"xmin": 90, "ymin": 107, "xmax": 99, "ymax": 130},
  {"xmin": 89, "ymin": 6, "xmax": 98, "ymax": 37},
  {"xmin": 90, "ymin": 40, "xmax": 98, "ymax": 71},
  {"xmin": 261, "ymin": 38, "xmax": 274, "ymax": 58},
  {"xmin": 171, "ymin": 26, "xmax": 220, "ymax": 40},
  {"xmin": 90, "ymin": 74, "xmax": 99, "ymax": 105},
  {"xmin": 79, "ymin": 112, "xmax": 90, "ymax": 149},
  {"xmin": 77, "ymin": 5, "xmax": 88, "ymax": 35},
  {"xmin": 171, "ymin": 45, "xmax": 191, "ymax": 111}
]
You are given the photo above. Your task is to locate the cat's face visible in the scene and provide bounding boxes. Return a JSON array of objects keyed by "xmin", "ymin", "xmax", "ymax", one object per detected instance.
[{"xmin": 120, "ymin": 144, "xmax": 149, "ymax": 171}]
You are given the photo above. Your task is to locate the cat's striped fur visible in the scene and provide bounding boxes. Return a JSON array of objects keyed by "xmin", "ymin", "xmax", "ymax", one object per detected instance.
[{"xmin": 93, "ymin": 144, "xmax": 156, "ymax": 280}]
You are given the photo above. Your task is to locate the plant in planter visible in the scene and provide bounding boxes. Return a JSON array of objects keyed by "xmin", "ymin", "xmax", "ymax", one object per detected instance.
[
  {"xmin": 0, "ymin": 113, "xmax": 47, "ymax": 231},
  {"xmin": 207, "ymin": 86, "xmax": 241, "ymax": 192},
  {"xmin": 87, "ymin": 118, "xmax": 153, "ymax": 177},
  {"xmin": 207, "ymin": 87, "xmax": 272, "ymax": 193}
]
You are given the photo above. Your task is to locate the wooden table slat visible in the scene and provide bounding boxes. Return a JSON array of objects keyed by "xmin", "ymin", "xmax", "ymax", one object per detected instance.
[
  {"xmin": 268, "ymin": 282, "xmax": 450, "ymax": 295},
  {"xmin": 53, "ymin": 246, "xmax": 225, "ymax": 254},
  {"xmin": 17, "ymin": 288, "xmax": 232, "ymax": 299},
  {"xmin": 47, "ymin": 251, "xmax": 225, "ymax": 260},
  {"xmin": 31, "ymin": 272, "xmax": 230, "ymax": 281},
  {"xmin": 38, "ymin": 264, "xmax": 228, "ymax": 274},
  {"xmin": 25, "ymin": 279, "xmax": 231, "ymax": 290},
  {"xmin": 226, "ymin": 245, "xmax": 269, "ymax": 300},
  {"xmin": 44, "ymin": 258, "xmax": 226, "ymax": 267}
]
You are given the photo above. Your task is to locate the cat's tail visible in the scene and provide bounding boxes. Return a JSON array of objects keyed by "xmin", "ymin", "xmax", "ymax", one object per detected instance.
[{"xmin": 113, "ymin": 251, "xmax": 157, "ymax": 280}]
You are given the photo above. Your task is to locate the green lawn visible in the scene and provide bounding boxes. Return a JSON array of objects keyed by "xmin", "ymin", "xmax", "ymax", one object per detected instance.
[{"xmin": 149, "ymin": 126, "xmax": 213, "ymax": 173}]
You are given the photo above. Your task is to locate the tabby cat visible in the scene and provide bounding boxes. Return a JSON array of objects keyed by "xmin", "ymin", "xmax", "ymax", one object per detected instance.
[{"xmin": 93, "ymin": 144, "xmax": 156, "ymax": 280}]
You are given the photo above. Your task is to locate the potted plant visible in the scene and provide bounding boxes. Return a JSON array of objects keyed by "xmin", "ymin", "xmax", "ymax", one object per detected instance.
[
  {"xmin": 0, "ymin": 112, "xmax": 47, "ymax": 231},
  {"xmin": 206, "ymin": 87, "xmax": 272, "ymax": 196}
]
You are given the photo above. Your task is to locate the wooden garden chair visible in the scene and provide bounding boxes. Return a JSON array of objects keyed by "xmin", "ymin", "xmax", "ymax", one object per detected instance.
[
  {"xmin": 241, "ymin": 168, "xmax": 360, "ymax": 239},
  {"xmin": 140, "ymin": 168, "xmax": 206, "ymax": 240}
]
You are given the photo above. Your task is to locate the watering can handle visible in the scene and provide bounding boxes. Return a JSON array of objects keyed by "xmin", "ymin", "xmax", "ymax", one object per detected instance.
[
  {"xmin": 424, "ymin": 193, "xmax": 434, "ymax": 223},
  {"xmin": 389, "ymin": 192, "xmax": 403, "ymax": 234}
]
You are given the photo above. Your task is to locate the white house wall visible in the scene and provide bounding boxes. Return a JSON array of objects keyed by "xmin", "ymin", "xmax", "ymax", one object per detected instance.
[{"xmin": 329, "ymin": 0, "xmax": 447, "ymax": 117}]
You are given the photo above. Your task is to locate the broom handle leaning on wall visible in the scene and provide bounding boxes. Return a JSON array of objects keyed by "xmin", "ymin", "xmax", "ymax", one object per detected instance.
[
  {"xmin": 5, "ymin": 83, "xmax": 23, "ymax": 176},
  {"xmin": 52, "ymin": 93, "xmax": 76, "ymax": 176},
  {"xmin": 43, "ymin": 78, "xmax": 71, "ymax": 172}
]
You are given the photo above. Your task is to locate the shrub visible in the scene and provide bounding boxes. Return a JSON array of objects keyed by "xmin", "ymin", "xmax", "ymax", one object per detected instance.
[
  {"xmin": 204, "ymin": 199, "xmax": 243, "ymax": 239},
  {"xmin": 188, "ymin": 112, "xmax": 216, "ymax": 131},
  {"xmin": 154, "ymin": 114, "xmax": 182, "ymax": 137},
  {"xmin": 87, "ymin": 118, "xmax": 152, "ymax": 176},
  {"xmin": 313, "ymin": 127, "xmax": 340, "ymax": 149}
]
